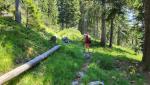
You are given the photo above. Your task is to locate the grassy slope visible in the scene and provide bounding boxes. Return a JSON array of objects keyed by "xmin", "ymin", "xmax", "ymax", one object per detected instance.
[
  {"xmin": 0, "ymin": 17, "xmax": 84, "ymax": 85},
  {"xmin": 0, "ymin": 17, "xmax": 53, "ymax": 73},
  {"xmin": 0, "ymin": 17, "xmax": 144, "ymax": 85},
  {"xmin": 7, "ymin": 44, "xmax": 84, "ymax": 85},
  {"xmin": 82, "ymin": 44, "xmax": 144, "ymax": 85}
]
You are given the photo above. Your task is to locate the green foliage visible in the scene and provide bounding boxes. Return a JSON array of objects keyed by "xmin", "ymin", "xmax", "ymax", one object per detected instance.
[
  {"xmin": 0, "ymin": 17, "xmax": 53, "ymax": 73},
  {"xmin": 0, "ymin": 17, "xmax": 145, "ymax": 84},
  {"xmin": 0, "ymin": 0, "xmax": 12, "ymax": 12},
  {"xmin": 7, "ymin": 44, "xmax": 84, "ymax": 85},
  {"xmin": 35, "ymin": 0, "xmax": 58, "ymax": 25},
  {"xmin": 0, "ymin": 0, "xmax": 146, "ymax": 84},
  {"xmin": 57, "ymin": 0, "xmax": 80, "ymax": 28},
  {"xmin": 23, "ymin": 0, "xmax": 43, "ymax": 27},
  {"xmin": 126, "ymin": 0, "xmax": 142, "ymax": 9},
  {"xmin": 58, "ymin": 28, "xmax": 83, "ymax": 41},
  {"xmin": 82, "ymin": 45, "xmax": 144, "ymax": 85},
  {"xmin": 0, "ymin": 17, "xmax": 84, "ymax": 85}
]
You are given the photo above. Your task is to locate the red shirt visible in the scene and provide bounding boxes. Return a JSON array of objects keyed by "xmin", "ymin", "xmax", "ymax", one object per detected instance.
[{"xmin": 85, "ymin": 35, "xmax": 90, "ymax": 43}]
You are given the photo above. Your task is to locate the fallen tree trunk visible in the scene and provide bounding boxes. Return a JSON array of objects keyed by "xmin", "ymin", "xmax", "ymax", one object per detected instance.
[{"xmin": 0, "ymin": 45, "xmax": 60, "ymax": 84}]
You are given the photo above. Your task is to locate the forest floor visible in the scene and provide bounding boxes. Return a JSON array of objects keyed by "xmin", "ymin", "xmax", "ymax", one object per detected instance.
[{"xmin": 0, "ymin": 17, "xmax": 148, "ymax": 85}]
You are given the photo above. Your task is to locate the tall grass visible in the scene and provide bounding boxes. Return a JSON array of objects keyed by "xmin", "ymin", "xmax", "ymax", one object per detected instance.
[
  {"xmin": 0, "ymin": 17, "xmax": 85, "ymax": 84},
  {"xmin": 82, "ymin": 46, "xmax": 144, "ymax": 85},
  {"xmin": 0, "ymin": 17, "xmax": 144, "ymax": 85}
]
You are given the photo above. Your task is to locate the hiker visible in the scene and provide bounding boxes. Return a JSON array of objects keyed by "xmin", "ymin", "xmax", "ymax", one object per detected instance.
[{"xmin": 84, "ymin": 32, "xmax": 91, "ymax": 52}]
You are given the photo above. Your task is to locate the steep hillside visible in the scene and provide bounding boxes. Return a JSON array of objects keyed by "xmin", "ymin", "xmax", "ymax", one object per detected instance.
[
  {"xmin": 0, "ymin": 17, "xmax": 145, "ymax": 85},
  {"xmin": 0, "ymin": 17, "xmax": 85, "ymax": 85},
  {"xmin": 0, "ymin": 17, "xmax": 53, "ymax": 72}
]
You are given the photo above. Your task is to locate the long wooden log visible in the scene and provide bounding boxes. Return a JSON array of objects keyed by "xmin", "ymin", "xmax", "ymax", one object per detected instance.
[{"xmin": 0, "ymin": 45, "xmax": 60, "ymax": 84}]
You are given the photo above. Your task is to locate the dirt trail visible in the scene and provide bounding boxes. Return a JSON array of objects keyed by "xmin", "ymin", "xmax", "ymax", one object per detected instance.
[
  {"xmin": 71, "ymin": 52, "xmax": 92, "ymax": 85},
  {"xmin": 71, "ymin": 52, "xmax": 104, "ymax": 85}
]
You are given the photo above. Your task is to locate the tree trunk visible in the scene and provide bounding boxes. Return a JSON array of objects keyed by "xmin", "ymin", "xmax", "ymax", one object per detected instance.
[
  {"xmin": 142, "ymin": 0, "xmax": 150, "ymax": 70},
  {"xmin": 78, "ymin": 0, "xmax": 84, "ymax": 34},
  {"xmin": 84, "ymin": 17, "xmax": 87, "ymax": 33},
  {"xmin": 41, "ymin": 0, "xmax": 44, "ymax": 12},
  {"xmin": 109, "ymin": 17, "xmax": 114, "ymax": 48},
  {"xmin": 61, "ymin": 20, "xmax": 65, "ymax": 30},
  {"xmin": 100, "ymin": 0, "xmax": 106, "ymax": 47},
  {"xmin": 94, "ymin": 17, "xmax": 96, "ymax": 37},
  {"xmin": 78, "ymin": 18, "xmax": 84, "ymax": 34},
  {"xmin": 117, "ymin": 27, "xmax": 121, "ymax": 45},
  {"xmin": 47, "ymin": 2, "xmax": 50, "ymax": 17},
  {"xmin": 96, "ymin": 16, "xmax": 99, "ymax": 38},
  {"xmin": 26, "ymin": 7, "xmax": 29, "ymax": 28},
  {"xmin": 15, "ymin": 0, "xmax": 21, "ymax": 23}
]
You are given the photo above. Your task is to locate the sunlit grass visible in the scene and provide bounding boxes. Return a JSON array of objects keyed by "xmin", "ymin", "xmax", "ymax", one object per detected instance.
[
  {"xmin": 0, "ymin": 17, "xmax": 144, "ymax": 85},
  {"xmin": 0, "ymin": 42, "xmax": 14, "ymax": 73},
  {"xmin": 6, "ymin": 44, "xmax": 84, "ymax": 85},
  {"xmin": 0, "ymin": 17, "xmax": 85, "ymax": 84},
  {"xmin": 82, "ymin": 45, "xmax": 144, "ymax": 85},
  {"xmin": 0, "ymin": 17, "xmax": 54, "ymax": 74},
  {"xmin": 91, "ymin": 45, "xmax": 142, "ymax": 61}
]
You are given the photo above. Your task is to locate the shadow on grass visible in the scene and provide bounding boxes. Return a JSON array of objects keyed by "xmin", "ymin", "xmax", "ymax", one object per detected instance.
[
  {"xmin": 6, "ymin": 44, "xmax": 85, "ymax": 85},
  {"xmin": 0, "ymin": 17, "xmax": 85, "ymax": 85},
  {"xmin": 90, "ymin": 39, "xmax": 135, "ymax": 55},
  {"xmin": 82, "ymin": 49, "xmax": 144, "ymax": 85},
  {"xmin": 92, "ymin": 51, "xmax": 139, "ymax": 70}
]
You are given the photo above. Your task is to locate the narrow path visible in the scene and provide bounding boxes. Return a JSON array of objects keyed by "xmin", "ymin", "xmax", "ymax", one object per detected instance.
[
  {"xmin": 72, "ymin": 52, "xmax": 104, "ymax": 85},
  {"xmin": 71, "ymin": 52, "xmax": 91, "ymax": 85}
]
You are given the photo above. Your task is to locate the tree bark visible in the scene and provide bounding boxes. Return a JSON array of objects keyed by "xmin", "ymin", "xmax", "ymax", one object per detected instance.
[
  {"xmin": 109, "ymin": 17, "xmax": 114, "ymax": 48},
  {"xmin": 78, "ymin": 18, "xmax": 83, "ymax": 34},
  {"xmin": 96, "ymin": 16, "xmax": 99, "ymax": 38},
  {"xmin": 100, "ymin": 0, "xmax": 106, "ymax": 47},
  {"xmin": 94, "ymin": 17, "xmax": 96, "ymax": 37},
  {"xmin": 26, "ymin": 7, "xmax": 29, "ymax": 28},
  {"xmin": 47, "ymin": 1, "xmax": 50, "ymax": 17},
  {"xmin": 15, "ymin": 0, "xmax": 21, "ymax": 23},
  {"xmin": 117, "ymin": 27, "xmax": 121, "ymax": 45},
  {"xmin": 142, "ymin": 0, "xmax": 150, "ymax": 70},
  {"xmin": 61, "ymin": 22, "xmax": 64, "ymax": 30},
  {"xmin": 83, "ymin": 17, "xmax": 87, "ymax": 33},
  {"xmin": 78, "ymin": 0, "xmax": 84, "ymax": 34}
]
